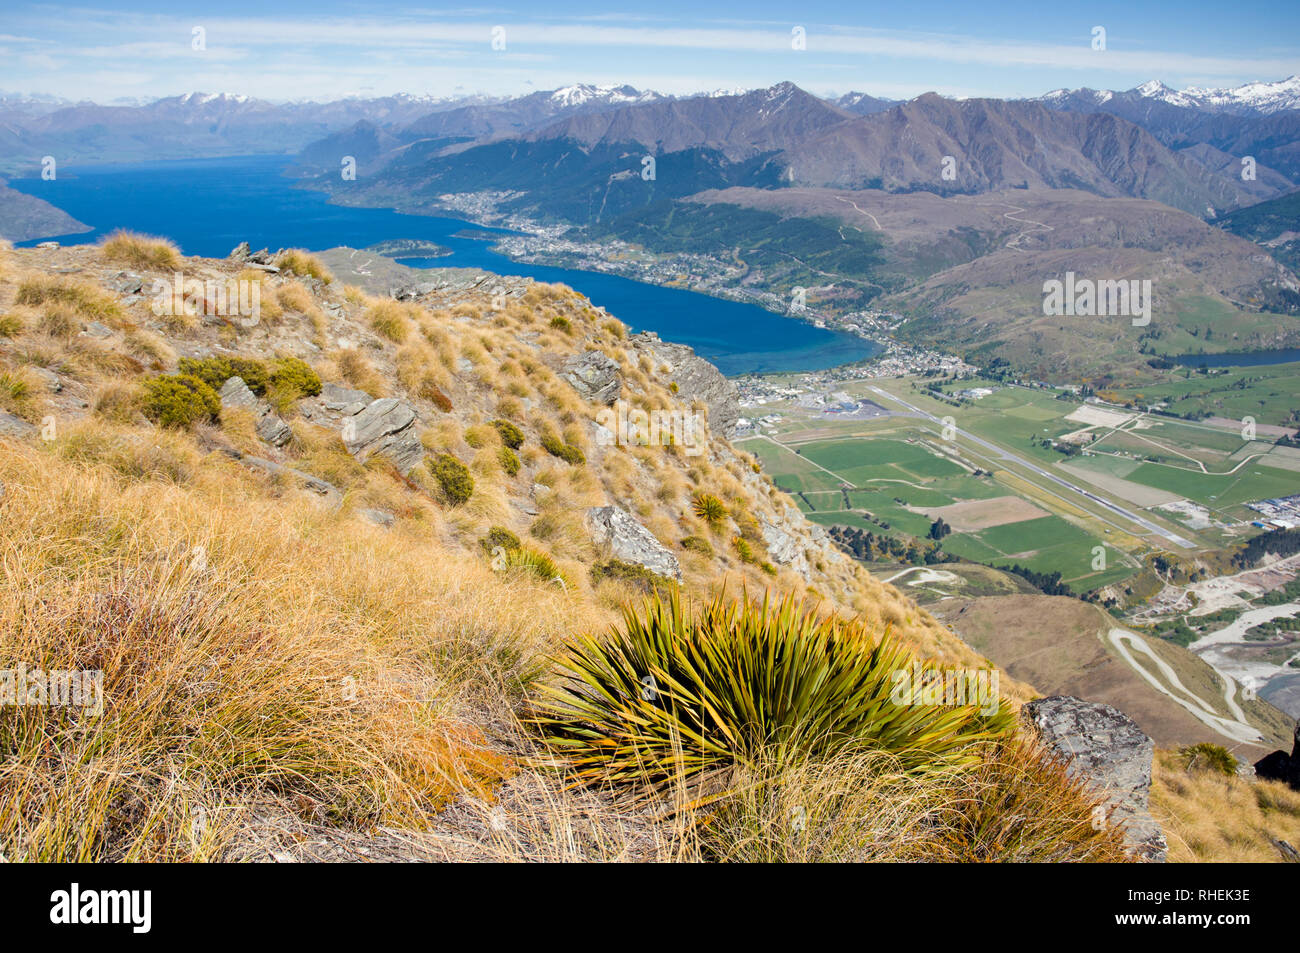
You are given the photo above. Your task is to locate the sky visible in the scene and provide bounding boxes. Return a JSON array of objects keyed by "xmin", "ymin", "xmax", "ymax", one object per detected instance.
[{"xmin": 2, "ymin": 1, "xmax": 1299, "ymax": 104}]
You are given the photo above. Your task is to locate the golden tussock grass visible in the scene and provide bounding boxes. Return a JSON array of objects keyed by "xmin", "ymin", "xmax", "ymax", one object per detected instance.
[
  {"xmin": 1151, "ymin": 750, "xmax": 1300, "ymax": 862},
  {"xmin": 100, "ymin": 230, "xmax": 182, "ymax": 271},
  {"xmin": 274, "ymin": 249, "xmax": 332, "ymax": 284},
  {"xmin": 17, "ymin": 275, "xmax": 123, "ymax": 326},
  {"xmin": 0, "ymin": 437, "xmax": 593, "ymax": 860}
]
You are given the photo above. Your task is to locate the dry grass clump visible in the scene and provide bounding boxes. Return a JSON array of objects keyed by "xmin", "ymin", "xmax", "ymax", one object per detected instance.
[
  {"xmin": 275, "ymin": 249, "xmax": 332, "ymax": 283},
  {"xmin": 366, "ymin": 299, "xmax": 413, "ymax": 343},
  {"xmin": 234, "ymin": 270, "xmax": 282, "ymax": 324},
  {"xmin": 275, "ymin": 280, "xmax": 316, "ymax": 315},
  {"xmin": 17, "ymin": 276, "xmax": 123, "ymax": 327},
  {"xmin": 100, "ymin": 230, "xmax": 182, "ymax": 270},
  {"xmin": 0, "ymin": 441, "xmax": 596, "ymax": 860},
  {"xmin": 1151, "ymin": 749, "xmax": 1300, "ymax": 862},
  {"xmin": 327, "ymin": 347, "xmax": 388, "ymax": 397}
]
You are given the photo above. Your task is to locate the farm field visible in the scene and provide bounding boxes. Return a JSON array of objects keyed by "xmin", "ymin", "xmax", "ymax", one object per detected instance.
[
  {"xmin": 1104, "ymin": 361, "xmax": 1300, "ymax": 429},
  {"xmin": 741, "ymin": 371, "xmax": 1300, "ymax": 595}
]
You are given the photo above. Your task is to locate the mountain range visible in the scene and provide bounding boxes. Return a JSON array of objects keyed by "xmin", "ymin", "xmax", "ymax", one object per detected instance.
[{"xmin": 6, "ymin": 76, "xmax": 1300, "ymax": 379}]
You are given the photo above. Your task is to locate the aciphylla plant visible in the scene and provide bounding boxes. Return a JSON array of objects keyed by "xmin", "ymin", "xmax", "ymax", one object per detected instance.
[
  {"xmin": 691, "ymin": 492, "xmax": 726, "ymax": 526},
  {"xmin": 531, "ymin": 591, "xmax": 1015, "ymax": 797}
]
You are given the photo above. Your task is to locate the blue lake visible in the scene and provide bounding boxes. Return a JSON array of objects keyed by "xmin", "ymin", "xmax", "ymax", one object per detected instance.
[
  {"xmin": 1172, "ymin": 349, "xmax": 1300, "ymax": 368},
  {"xmin": 11, "ymin": 155, "xmax": 879, "ymax": 376}
]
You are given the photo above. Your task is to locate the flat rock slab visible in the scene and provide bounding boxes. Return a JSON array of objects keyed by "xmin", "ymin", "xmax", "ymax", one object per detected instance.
[
  {"xmin": 342, "ymin": 397, "xmax": 424, "ymax": 474},
  {"xmin": 586, "ymin": 505, "xmax": 681, "ymax": 581},
  {"xmin": 562, "ymin": 351, "xmax": 621, "ymax": 405},
  {"xmin": 0, "ymin": 412, "xmax": 36, "ymax": 438}
]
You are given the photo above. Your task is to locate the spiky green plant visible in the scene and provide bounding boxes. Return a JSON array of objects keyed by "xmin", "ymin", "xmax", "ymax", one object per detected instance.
[
  {"xmin": 691, "ymin": 492, "xmax": 726, "ymax": 525},
  {"xmin": 532, "ymin": 592, "xmax": 1014, "ymax": 795},
  {"xmin": 505, "ymin": 546, "xmax": 570, "ymax": 588}
]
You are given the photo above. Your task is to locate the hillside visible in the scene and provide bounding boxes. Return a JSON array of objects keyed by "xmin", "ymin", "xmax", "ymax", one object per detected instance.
[
  {"xmin": 4, "ymin": 235, "xmax": 1298, "ymax": 863},
  {"xmin": 1218, "ymin": 188, "xmax": 1300, "ymax": 271}
]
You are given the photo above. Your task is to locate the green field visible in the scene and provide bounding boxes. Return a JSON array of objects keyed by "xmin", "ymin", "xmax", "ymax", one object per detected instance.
[
  {"xmin": 740, "ymin": 373, "xmax": 1300, "ymax": 594},
  {"xmin": 1105, "ymin": 361, "xmax": 1300, "ymax": 428}
]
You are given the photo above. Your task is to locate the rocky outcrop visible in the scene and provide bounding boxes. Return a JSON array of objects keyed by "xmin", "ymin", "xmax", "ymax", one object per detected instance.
[
  {"xmin": 630, "ymin": 331, "xmax": 740, "ymax": 438},
  {"xmin": 0, "ymin": 412, "xmax": 36, "ymax": 438},
  {"xmin": 341, "ymin": 397, "xmax": 424, "ymax": 474},
  {"xmin": 759, "ymin": 507, "xmax": 814, "ymax": 581},
  {"xmin": 219, "ymin": 376, "xmax": 293, "ymax": 448},
  {"xmin": 561, "ymin": 350, "xmax": 621, "ymax": 405},
  {"xmin": 241, "ymin": 454, "xmax": 340, "ymax": 502},
  {"xmin": 585, "ymin": 505, "xmax": 682, "ymax": 581},
  {"xmin": 1254, "ymin": 722, "xmax": 1300, "ymax": 791},
  {"xmin": 1023, "ymin": 695, "xmax": 1167, "ymax": 862},
  {"xmin": 318, "ymin": 382, "xmax": 372, "ymax": 417}
]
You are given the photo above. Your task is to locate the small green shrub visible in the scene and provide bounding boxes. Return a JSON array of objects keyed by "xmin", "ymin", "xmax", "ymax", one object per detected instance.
[
  {"xmin": 0, "ymin": 371, "xmax": 31, "ymax": 410},
  {"xmin": 549, "ymin": 315, "xmax": 572, "ymax": 333},
  {"xmin": 428, "ymin": 452, "xmax": 474, "ymax": 506},
  {"xmin": 541, "ymin": 432, "xmax": 585, "ymax": 465},
  {"xmin": 268, "ymin": 357, "xmax": 322, "ymax": 398},
  {"xmin": 692, "ymin": 492, "xmax": 727, "ymax": 525},
  {"xmin": 140, "ymin": 374, "xmax": 220, "ymax": 429},
  {"xmin": 680, "ymin": 535, "xmax": 713, "ymax": 556},
  {"xmin": 733, "ymin": 536, "xmax": 757, "ymax": 564},
  {"xmin": 0, "ymin": 314, "xmax": 23, "ymax": 338},
  {"xmin": 760, "ymin": 562, "xmax": 777, "ymax": 576},
  {"xmin": 480, "ymin": 526, "xmax": 522, "ymax": 557},
  {"xmin": 591, "ymin": 559, "xmax": 678, "ymax": 598},
  {"xmin": 178, "ymin": 356, "xmax": 270, "ymax": 395},
  {"xmin": 490, "ymin": 418, "xmax": 525, "ymax": 450},
  {"xmin": 1178, "ymin": 743, "xmax": 1237, "ymax": 776},
  {"xmin": 498, "ymin": 446, "xmax": 521, "ymax": 476}
]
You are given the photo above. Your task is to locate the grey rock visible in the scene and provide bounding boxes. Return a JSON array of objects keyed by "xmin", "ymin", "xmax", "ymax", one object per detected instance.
[
  {"xmin": 246, "ymin": 247, "xmax": 274, "ymax": 265},
  {"xmin": 1023, "ymin": 695, "xmax": 1167, "ymax": 862},
  {"xmin": 562, "ymin": 350, "xmax": 622, "ymax": 406},
  {"xmin": 760, "ymin": 509, "xmax": 812, "ymax": 580},
  {"xmin": 631, "ymin": 331, "xmax": 739, "ymax": 438},
  {"xmin": 585, "ymin": 505, "xmax": 681, "ymax": 581},
  {"xmin": 219, "ymin": 376, "xmax": 261, "ymax": 410},
  {"xmin": 0, "ymin": 412, "xmax": 36, "ymax": 438},
  {"xmin": 28, "ymin": 366, "xmax": 62, "ymax": 393},
  {"xmin": 219, "ymin": 376, "xmax": 293, "ymax": 448},
  {"xmin": 83, "ymin": 321, "xmax": 113, "ymax": 338},
  {"xmin": 342, "ymin": 398, "xmax": 423, "ymax": 474},
  {"xmin": 320, "ymin": 381, "xmax": 372, "ymax": 415},
  {"xmin": 393, "ymin": 282, "xmax": 439, "ymax": 302},
  {"xmin": 256, "ymin": 414, "xmax": 294, "ymax": 448},
  {"xmin": 242, "ymin": 455, "xmax": 339, "ymax": 501},
  {"xmin": 1253, "ymin": 720, "xmax": 1300, "ymax": 791},
  {"xmin": 113, "ymin": 273, "xmax": 144, "ymax": 295},
  {"xmin": 359, "ymin": 507, "xmax": 396, "ymax": 528},
  {"xmin": 228, "ymin": 242, "xmax": 251, "ymax": 261}
]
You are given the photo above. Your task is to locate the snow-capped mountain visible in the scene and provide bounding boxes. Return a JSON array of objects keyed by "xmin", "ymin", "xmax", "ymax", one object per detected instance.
[
  {"xmin": 547, "ymin": 84, "xmax": 663, "ymax": 109},
  {"xmin": 1037, "ymin": 76, "xmax": 1300, "ymax": 116}
]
